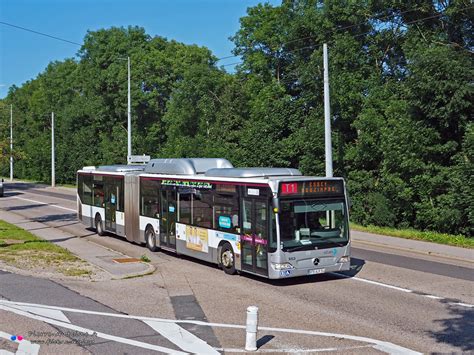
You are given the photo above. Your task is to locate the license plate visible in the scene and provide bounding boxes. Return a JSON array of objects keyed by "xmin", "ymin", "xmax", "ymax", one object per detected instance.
[{"xmin": 308, "ymin": 268, "xmax": 325, "ymax": 275}]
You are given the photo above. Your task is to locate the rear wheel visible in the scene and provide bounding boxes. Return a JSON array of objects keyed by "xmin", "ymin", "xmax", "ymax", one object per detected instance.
[
  {"xmin": 145, "ymin": 226, "xmax": 158, "ymax": 252},
  {"xmin": 220, "ymin": 243, "xmax": 236, "ymax": 275},
  {"xmin": 95, "ymin": 215, "xmax": 105, "ymax": 236}
]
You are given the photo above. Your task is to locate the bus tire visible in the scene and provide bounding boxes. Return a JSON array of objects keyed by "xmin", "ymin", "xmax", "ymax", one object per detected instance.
[
  {"xmin": 220, "ymin": 243, "xmax": 236, "ymax": 275},
  {"xmin": 145, "ymin": 226, "xmax": 158, "ymax": 252},
  {"xmin": 95, "ymin": 215, "xmax": 105, "ymax": 236}
]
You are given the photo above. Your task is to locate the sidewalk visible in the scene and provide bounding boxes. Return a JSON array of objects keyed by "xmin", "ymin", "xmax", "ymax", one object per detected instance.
[
  {"xmin": 0, "ymin": 209, "xmax": 155, "ymax": 280},
  {"xmin": 351, "ymin": 229, "xmax": 474, "ymax": 263}
]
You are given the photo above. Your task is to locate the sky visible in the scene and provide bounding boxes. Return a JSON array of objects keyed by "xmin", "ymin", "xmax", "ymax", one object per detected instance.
[{"xmin": 0, "ymin": 0, "xmax": 280, "ymax": 99}]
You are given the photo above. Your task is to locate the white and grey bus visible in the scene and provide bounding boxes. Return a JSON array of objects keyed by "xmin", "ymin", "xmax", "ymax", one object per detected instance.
[{"xmin": 77, "ymin": 158, "xmax": 350, "ymax": 279}]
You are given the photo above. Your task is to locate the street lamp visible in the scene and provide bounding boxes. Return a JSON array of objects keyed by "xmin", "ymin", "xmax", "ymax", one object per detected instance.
[
  {"xmin": 118, "ymin": 56, "xmax": 132, "ymax": 162},
  {"xmin": 9, "ymin": 104, "xmax": 13, "ymax": 181},
  {"xmin": 127, "ymin": 56, "xmax": 131, "ymax": 161},
  {"xmin": 51, "ymin": 112, "xmax": 55, "ymax": 187}
]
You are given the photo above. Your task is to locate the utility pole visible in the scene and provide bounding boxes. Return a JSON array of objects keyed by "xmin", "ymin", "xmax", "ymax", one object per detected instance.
[
  {"xmin": 323, "ymin": 43, "xmax": 333, "ymax": 178},
  {"xmin": 51, "ymin": 112, "xmax": 55, "ymax": 187},
  {"xmin": 10, "ymin": 104, "xmax": 13, "ymax": 181},
  {"xmin": 127, "ymin": 56, "xmax": 132, "ymax": 162}
]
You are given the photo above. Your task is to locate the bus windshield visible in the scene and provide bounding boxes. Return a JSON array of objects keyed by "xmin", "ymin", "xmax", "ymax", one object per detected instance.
[{"xmin": 279, "ymin": 199, "xmax": 348, "ymax": 251}]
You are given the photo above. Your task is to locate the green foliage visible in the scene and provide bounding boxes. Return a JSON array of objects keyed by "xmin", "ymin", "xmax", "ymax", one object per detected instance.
[{"xmin": 1, "ymin": 1, "xmax": 472, "ymax": 237}]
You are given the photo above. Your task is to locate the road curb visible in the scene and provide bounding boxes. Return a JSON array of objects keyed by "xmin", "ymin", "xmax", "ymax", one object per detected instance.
[{"xmin": 86, "ymin": 240, "xmax": 156, "ymax": 280}]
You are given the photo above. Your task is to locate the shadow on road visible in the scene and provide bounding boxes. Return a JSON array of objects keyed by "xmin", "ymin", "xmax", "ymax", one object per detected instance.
[
  {"xmin": 2, "ymin": 191, "xmax": 22, "ymax": 197},
  {"xmin": 5, "ymin": 203, "xmax": 47, "ymax": 211},
  {"xmin": 87, "ymin": 231, "xmax": 367, "ymax": 286},
  {"xmin": 31, "ymin": 213, "xmax": 77, "ymax": 224},
  {"xmin": 1, "ymin": 182, "xmax": 76, "ymax": 201},
  {"xmin": 429, "ymin": 301, "xmax": 474, "ymax": 351},
  {"xmin": 2, "ymin": 182, "xmax": 49, "ymax": 191},
  {"xmin": 257, "ymin": 335, "xmax": 275, "ymax": 348},
  {"xmin": 337, "ymin": 257, "xmax": 365, "ymax": 277}
]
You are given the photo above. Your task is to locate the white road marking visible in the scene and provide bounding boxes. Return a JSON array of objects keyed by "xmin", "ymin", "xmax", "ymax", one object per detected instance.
[
  {"xmin": 352, "ymin": 277, "xmax": 413, "ymax": 293},
  {"xmin": 257, "ymin": 326, "xmax": 421, "ymax": 355},
  {"xmin": 0, "ymin": 300, "xmax": 421, "ymax": 355},
  {"xmin": 144, "ymin": 320, "xmax": 219, "ymax": 354},
  {"xmin": 449, "ymin": 302, "xmax": 474, "ymax": 308},
  {"xmin": 330, "ymin": 272, "xmax": 474, "ymax": 308},
  {"xmin": 7, "ymin": 305, "xmax": 71, "ymax": 323},
  {"xmin": 216, "ymin": 345, "xmax": 373, "ymax": 353},
  {"xmin": 0, "ymin": 330, "xmax": 40, "ymax": 355},
  {"xmin": 424, "ymin": 295, "xmax": 443, "ymax": 300},
  {"xmin": 331, "ymin": 273, "xmax": 413, "ymax": 293},
  {"xmin": 0, "ymin": 304, "xmax": 186, "ymax": 354},
  {"xmin": 5, "ymin": 195, "xmax": 76, "ymax": 212}
]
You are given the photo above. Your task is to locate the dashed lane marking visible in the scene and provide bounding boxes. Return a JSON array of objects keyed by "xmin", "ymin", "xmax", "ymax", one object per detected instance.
[
  {"xmin": 0, "ymin": 300, "xmax": 421, "ymax": 354},
  {"xmin": 3, "ymin": 195, "xmax": 76, "ymax": 212},
  {"xmin": 331, "ymin": 272, "xmax": 474, "ymax": 308}
]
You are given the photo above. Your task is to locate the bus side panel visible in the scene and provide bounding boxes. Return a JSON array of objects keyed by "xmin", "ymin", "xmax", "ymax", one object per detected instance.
[
  {"xmin": 115, "ymin": 211, "xmax": 125, "ymax": 237},
  {"xmin": 209, "ymin": 230, "xmax": 241, "ymax": 270},
  {"xmin": 139, "ymin": 216, "xmax": 159, "ymax": 245},
  {"xmin": 81, "ymin": 204, "xmax": 104, "ymax": 229},
  {"xmin": 175, "ymin": 223, "xmax": 214, "ymax": 263},
  {"xmin": 79, "ymin": 202, "xmax": 94, "ymax": 228},
  {"xmin": 174, "ymin": 223, "xmax": 241, "ymax": 269},
  {"xmin": 125, "ymin": 174, "xmax": 141, "ymax": 243}
]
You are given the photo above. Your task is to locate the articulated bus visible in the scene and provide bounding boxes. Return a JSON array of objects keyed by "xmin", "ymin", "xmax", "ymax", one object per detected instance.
[{"xmin": 77, "ymin": 158, "xmax": 350, "ymax": 279}]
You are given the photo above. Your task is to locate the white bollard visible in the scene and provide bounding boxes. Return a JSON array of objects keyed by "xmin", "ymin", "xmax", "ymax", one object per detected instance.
[{"xmin": 245, "ymin": 306, "xmax": 259, "ymax": 351}]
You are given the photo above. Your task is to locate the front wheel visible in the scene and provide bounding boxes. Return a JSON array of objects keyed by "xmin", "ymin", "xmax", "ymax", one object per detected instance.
[
  {"xmin": 145, "ymin": 226, "xmax": 158, "ymax": 252},
  {"xmin": 220, "ymin": 244, "xmax": 236, "ymax": 275},
  {"xmin": 95, "ymin": 215, "xmax": 105, "ymax": 236}
]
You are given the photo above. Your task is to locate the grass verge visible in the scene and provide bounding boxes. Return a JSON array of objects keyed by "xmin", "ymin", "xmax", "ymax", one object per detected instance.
[
  {"xmin": 0, "ymin": 219, "xmax": 92, "ymax": 276},
  {"xmin": 351, "ymin": 223, "xmax": 474, "ymax": 249}
]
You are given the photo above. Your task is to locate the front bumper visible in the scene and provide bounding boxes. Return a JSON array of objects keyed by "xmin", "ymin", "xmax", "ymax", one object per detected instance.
[{"xmin": 268, "ymin": 260, "xmax": 350, "ymax": 279}]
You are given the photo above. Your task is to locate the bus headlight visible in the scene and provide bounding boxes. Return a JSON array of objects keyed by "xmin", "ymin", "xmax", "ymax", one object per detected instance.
[
  {"xmin": 272, "ymin": 262, "xmax": 294, "ymax": 270},
  {"xmin": 338, "ymin": 256, "xmax": 350, "ymax": 263}
]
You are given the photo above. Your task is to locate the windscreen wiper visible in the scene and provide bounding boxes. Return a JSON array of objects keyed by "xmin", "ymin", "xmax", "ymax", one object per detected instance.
[{"xmin": 283, "ymin": 244, "xmax": 313, "ymax": 252}]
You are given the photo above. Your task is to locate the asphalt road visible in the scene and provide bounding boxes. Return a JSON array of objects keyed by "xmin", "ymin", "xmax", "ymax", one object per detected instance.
[{"xmin": 0, "ymin": 182, "xmax": 473, "ymax": 354}]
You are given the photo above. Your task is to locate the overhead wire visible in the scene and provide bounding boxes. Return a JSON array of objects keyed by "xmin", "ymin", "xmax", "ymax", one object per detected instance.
[
  {"xmin": 215, "ymin": 4, "xmax": 432, "ymax": 63},
  {"xmin": 217, "ymin": 5, "xmax": 473, "ymax": 69},
  {"xmin": 0, "ymin": 21, "xmax": 82, "ymax": 46},
  {"xmin": 1, "ymin": 4, "xmax": 469, "ymax": 71},
  {"xmin": 216, "ymin": 4, "xmax": 473, "ymax": 64}
]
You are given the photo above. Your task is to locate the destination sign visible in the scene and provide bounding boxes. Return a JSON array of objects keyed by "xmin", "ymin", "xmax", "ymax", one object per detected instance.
[
  {"xmin": 161, "ymin": 180, "xmax": 212, "ymax": 189},
  {"xmin": 280, "ymin": 180, "xmax": 343, "ymax": 196}
]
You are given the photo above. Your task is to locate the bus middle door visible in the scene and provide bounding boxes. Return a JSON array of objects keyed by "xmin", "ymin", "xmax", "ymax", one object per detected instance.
[
  {"xmin": 241, "ymin": 196, "xmax": 268, "ymax": 276},
  {"xmin": 104, "ymin": 177, "xmax": 117, "ymax": 232},
  {"xmin": 160, "ymin": 187, "xmax": 177, "ymax": 250}
]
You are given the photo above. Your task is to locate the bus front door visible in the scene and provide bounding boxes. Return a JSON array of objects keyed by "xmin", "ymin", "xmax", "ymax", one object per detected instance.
[
  {"xmin": 160, "ymin": 188, "xmax": 177, "ymax": 250},
  {"xmin": 241, "ymin": 198, "xmax": 268, "ymax": 276},
  {"xmin": 104, "ymin": 179, "xmax": 117, "ymax": 232}
]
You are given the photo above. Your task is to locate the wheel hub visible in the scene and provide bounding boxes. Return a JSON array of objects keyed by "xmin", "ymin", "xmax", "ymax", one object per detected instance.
[
  {"xmin": 147, "ymin": 232, "xmax": 154, "ymax": 247},
  {"xmin": 222, "ymin": 250, "xmax": 233, "ymax": 268}
]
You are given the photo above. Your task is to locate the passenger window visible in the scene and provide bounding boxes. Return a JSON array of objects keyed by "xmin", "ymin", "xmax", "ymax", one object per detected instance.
[
  {"xmin": 193, "ymin": 190, "xmax": 213, "ymax": 228},
  {"xmin": 214, "ymin": 193, "xmax": 239, "ymax": 233},
  {"xmin": 178, "ymin": 190, "xmax": 192, "ymax": 224},
  {"xmin": 140, "ymin": 179, "xmax": 160, "ymax": 218}
]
